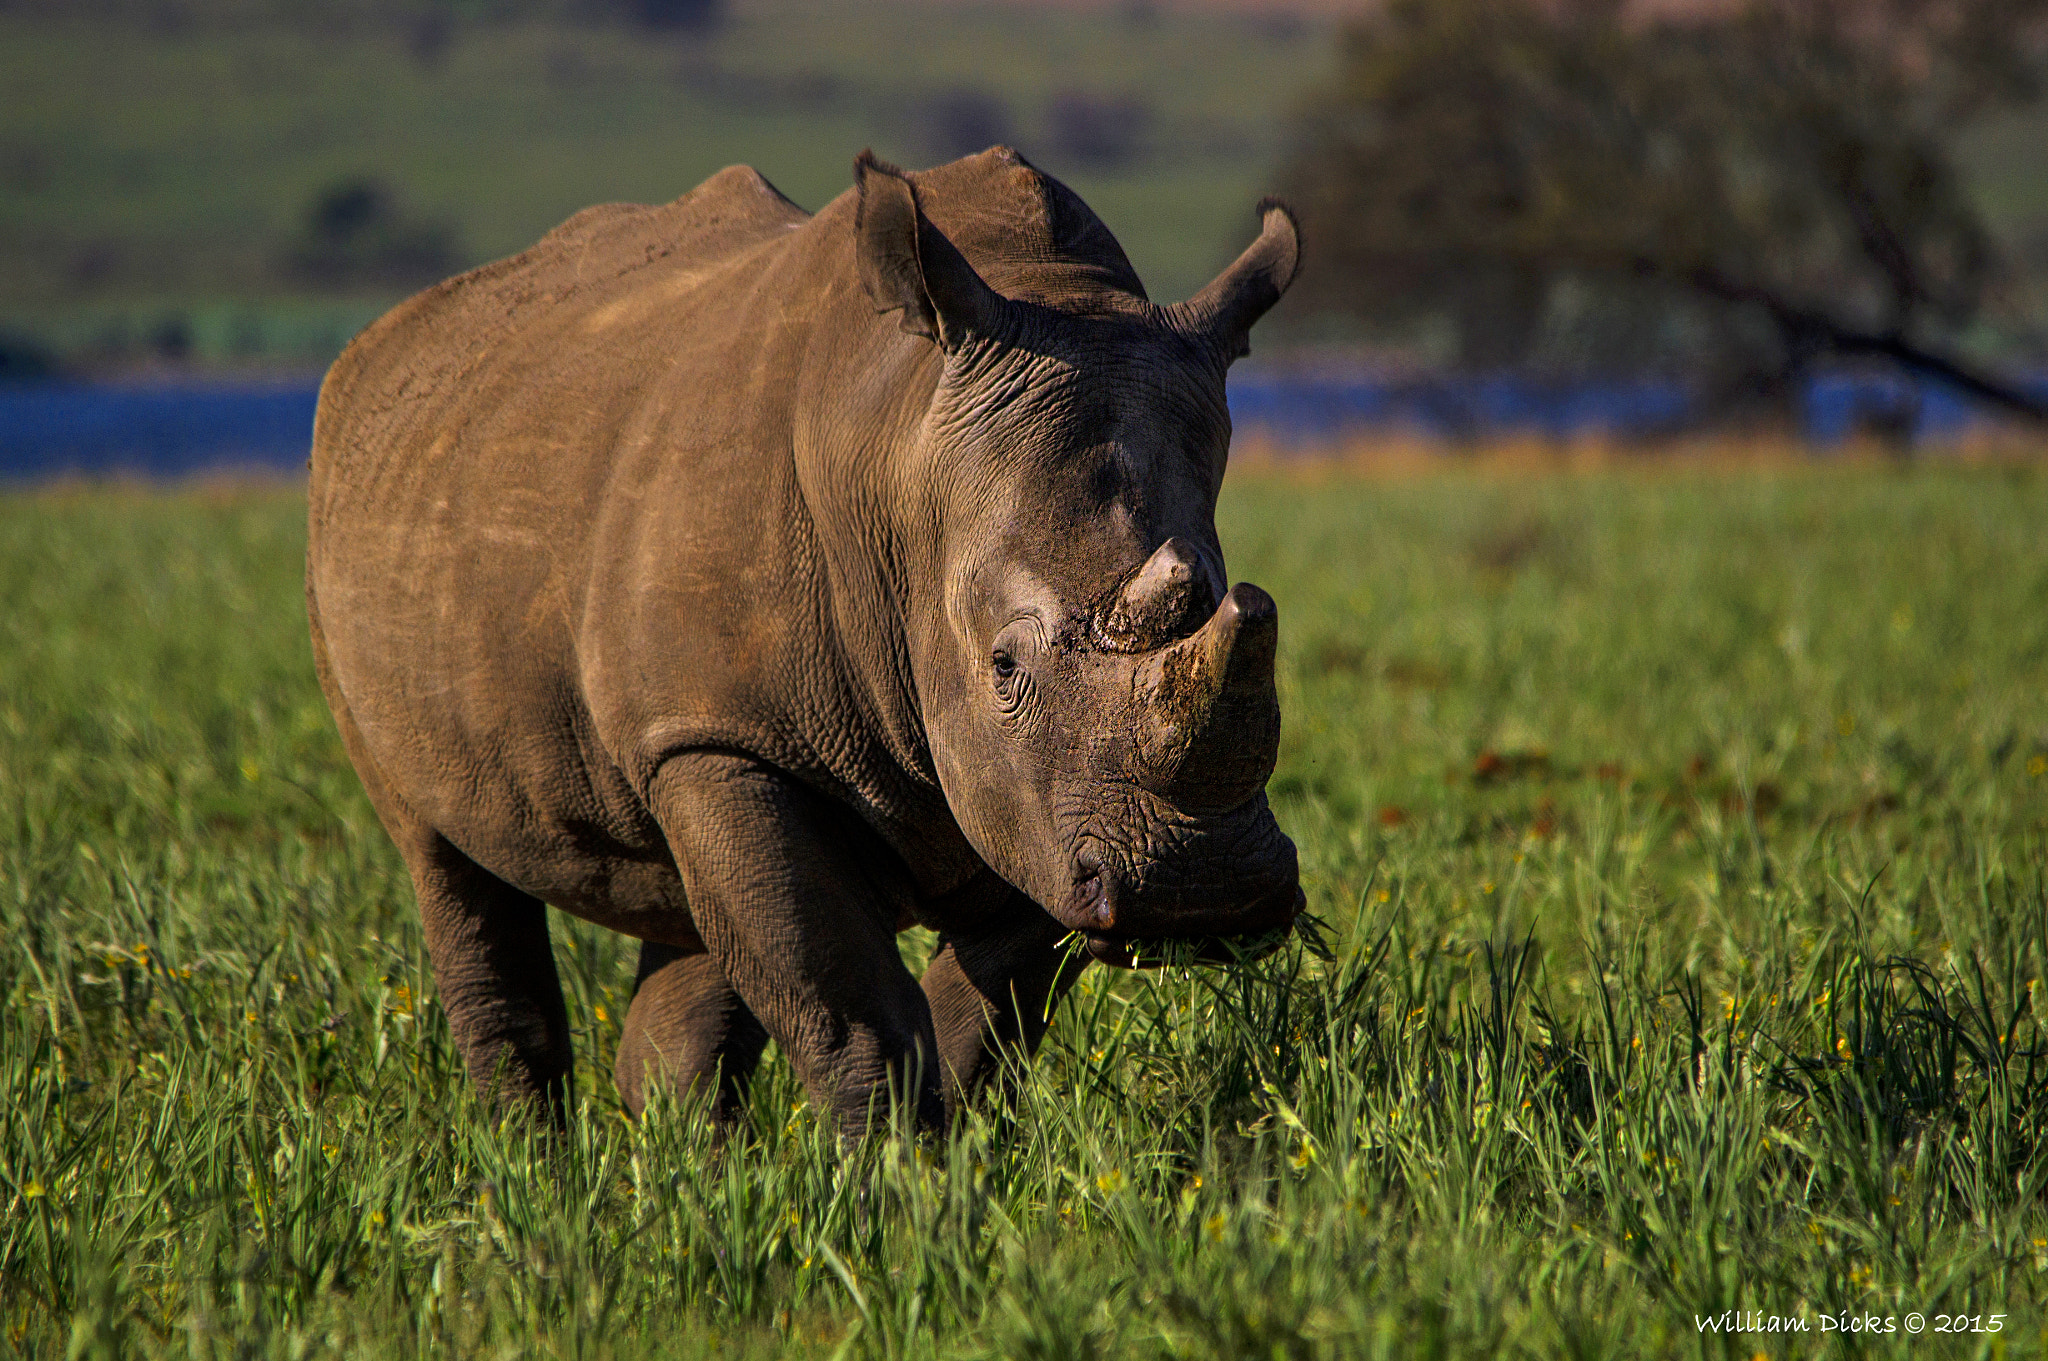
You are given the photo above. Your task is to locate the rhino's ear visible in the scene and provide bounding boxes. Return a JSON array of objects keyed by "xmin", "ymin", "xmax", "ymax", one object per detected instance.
[
  {"xmin": 854, "ymin": 151, "xmax": 1005, "ymax": 351},
  {"xmin": 1167, "ymin": 198, "xmax": 1301, "ymax": 363}
]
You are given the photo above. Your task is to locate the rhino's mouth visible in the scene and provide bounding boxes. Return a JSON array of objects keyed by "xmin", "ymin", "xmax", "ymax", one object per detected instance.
[
  {"xmin": 1065, "ymin": 866, "xmax": 1117, "ymax": 932},
  {"xmin": 1081, "ymin": 882, "xmax": 1304, "ymax": 970},
  {"xmin": 1039, "ymin": 778, "xmax": 1302, "ymax": 970},
  {"xmin": 1054, "ymin": 801, "xmax": 1302, "ymax": 970}
]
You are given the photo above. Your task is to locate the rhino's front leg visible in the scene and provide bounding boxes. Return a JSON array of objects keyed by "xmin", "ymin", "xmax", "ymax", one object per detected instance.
[
  {"xmin": 646, "ymin": 751, "xmax": 946, "ymax": 1136},
  {"xmin": 919, "ymin": 883, "xmax": 1086, "ymax": 1115}
]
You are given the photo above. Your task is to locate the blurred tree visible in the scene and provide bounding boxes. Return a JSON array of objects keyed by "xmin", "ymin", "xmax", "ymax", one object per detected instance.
[
  {"xmin": 922, "ymin": 89, "xmax": 1016, "ymax": 164},
  {"xmin": 1046, "ymin": 90, "xmax": 1154, "ymax": 169},
  {"xmin": 406, "ymin": 10, "xmax": 454, "ymax": 67},
  {"xmin": 0, "ymin": 330, "xmax": 59, "ymax": 384},
  {"xmin": 286, "ymin": 177, "xmax": 462, "ymax": 290},
  {"xmin": 623, "ymin": 0, "xmax": 719, "ymax": 33},
  {"xmin": 1281, "ymin": 0, "xmax": 2048, "ymax": 422}
]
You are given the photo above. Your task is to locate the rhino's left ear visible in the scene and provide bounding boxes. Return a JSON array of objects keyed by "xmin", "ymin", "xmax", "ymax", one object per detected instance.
[
  {"xmin": 854, "ymin": 151, "xmax": 1005, "ymax": 351},
  {"xmin": 1167, "ymin": 198, "xmax": 1301, "ymax": 363}
]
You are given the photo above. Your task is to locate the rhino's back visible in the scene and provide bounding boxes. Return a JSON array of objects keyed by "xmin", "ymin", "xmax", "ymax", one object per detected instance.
[
  {"xmin": 311, "ymin": 165, "xmax": 807, "ymax": 506},
  {"xmin": 306, "ymin": 166, "xmax": 818, "ymax": 934}
]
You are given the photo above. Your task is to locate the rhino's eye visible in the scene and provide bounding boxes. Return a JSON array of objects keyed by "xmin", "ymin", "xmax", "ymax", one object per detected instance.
[{"xmin": 990, "ymin": 620, "xmax": 1037, "ymax": 706}]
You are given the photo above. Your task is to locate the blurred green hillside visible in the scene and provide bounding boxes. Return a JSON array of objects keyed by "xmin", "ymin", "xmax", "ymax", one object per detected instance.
[
  {"xmin": 4, "ymin": 0, "xmax": 2046, "ymax": 376},
  {"xmin": 0, "ymin": 0, "xmax": 1330, "ymax": 371}
]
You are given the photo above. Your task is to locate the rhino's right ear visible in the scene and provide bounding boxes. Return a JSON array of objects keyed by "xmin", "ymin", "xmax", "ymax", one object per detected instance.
[
  {"xmin": 1166, "ymin": 198, "xmax": 1302, "ymax": 363},
  {"xmin": 854, "ymin": 151, "xmax": 1004, "ymax": 351}
]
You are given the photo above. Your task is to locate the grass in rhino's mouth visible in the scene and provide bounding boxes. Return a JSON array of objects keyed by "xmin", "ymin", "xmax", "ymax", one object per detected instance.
[{"xmin": 1072, "ymin": 914, "xmax": 1334, "ymax": 971}]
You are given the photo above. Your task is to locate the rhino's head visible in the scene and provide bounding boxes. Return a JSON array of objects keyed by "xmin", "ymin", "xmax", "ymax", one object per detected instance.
[{"xmin": 852, "ymin": 152, "xmax": 1303, "ymax": 968}]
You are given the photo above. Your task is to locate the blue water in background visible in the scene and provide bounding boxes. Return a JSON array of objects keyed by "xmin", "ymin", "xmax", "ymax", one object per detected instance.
[
  {"xmin": 1232, "ymin": 369, "xmax": 2043, "ymax": 447},
  {"xmin": 1226, "ymin": 373, "xmax": 1694, "ymax": 445},
  {"xmin": 0, "ymin": 380, "xmax": 325, "ymax": 479},
  {"xmin": 0, "ymin": 368, "xmax": 2037, "ymax": 479}
]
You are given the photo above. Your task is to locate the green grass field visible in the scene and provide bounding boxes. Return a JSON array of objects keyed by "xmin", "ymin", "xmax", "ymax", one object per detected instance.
[{"xmin": 4, "ymin": 464, "xmax": 2048, "ymax": 1357}]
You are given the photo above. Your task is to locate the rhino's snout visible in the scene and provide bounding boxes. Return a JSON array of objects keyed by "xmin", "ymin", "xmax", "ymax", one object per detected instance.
[
  {"xmin": 1081, "ymin": 879, "xmax": 1304, "ymax": 970},
  {"xmin": 1053, "ymin": 816, "xmax": 1302, "ymax": 969},
  {"xmin": 1025, "ymin": 566, "xmax": 1295, "ymax": 967}
]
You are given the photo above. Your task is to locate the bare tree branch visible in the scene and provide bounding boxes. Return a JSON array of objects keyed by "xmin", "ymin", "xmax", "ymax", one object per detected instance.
[
  {"xmin": 1280, "ymin": 0, "xmax": 2048, "ymax": 430},
  {"xmin": 1684, "ymin": 265, "xmax": 2048, "ymax": 422}
]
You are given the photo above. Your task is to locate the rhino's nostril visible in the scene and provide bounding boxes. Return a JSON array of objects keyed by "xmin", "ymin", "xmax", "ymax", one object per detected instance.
[{"xmin": 1069, "ymin": 864, "xmax": 1114, "ymax": 931}]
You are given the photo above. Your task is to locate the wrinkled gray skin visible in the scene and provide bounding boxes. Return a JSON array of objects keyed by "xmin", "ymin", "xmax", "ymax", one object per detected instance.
[{"xmin": 306, "ymin": 149, "xmax": 1303, "ymax": 1135}]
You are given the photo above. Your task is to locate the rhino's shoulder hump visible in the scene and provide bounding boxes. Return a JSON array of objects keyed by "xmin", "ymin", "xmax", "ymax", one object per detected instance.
[
  {"xmin": 313, "ymin": 166, "xmax": 809, "ymax": 485},
  {"xmin": 533, "ymin": 165, "xmax": 809, "ymax": 270}
]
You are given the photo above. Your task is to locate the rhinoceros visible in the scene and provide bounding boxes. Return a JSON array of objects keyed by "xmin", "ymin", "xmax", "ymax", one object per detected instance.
[{"xmin": 306, "ymin": 148, "xmax": 1302, "ymax": 1134}]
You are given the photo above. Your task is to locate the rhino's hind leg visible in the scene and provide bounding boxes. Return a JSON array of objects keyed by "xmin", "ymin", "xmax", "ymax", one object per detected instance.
[
  {"xmin": 408, "ymin": 836, "xmax": 575, "ymax": 1119},
  {"xmin": 614, "ymin": 942, "xmax": 769, "ymax": 1122},
  {"xmin": 312, "ymin": 598, "xmax": 573, "ymax": 1117}
]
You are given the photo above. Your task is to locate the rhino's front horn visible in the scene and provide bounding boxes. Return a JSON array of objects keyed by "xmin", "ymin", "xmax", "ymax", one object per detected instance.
[{"xmin": 1133, "ymin": 582, "xmax": 1282, "ymax": 813}]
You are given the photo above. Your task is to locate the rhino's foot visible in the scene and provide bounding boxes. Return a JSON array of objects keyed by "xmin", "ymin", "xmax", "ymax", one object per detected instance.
[{"xmin": 406, "ymin": 831, "xmax": 575, "ymax": 1122}]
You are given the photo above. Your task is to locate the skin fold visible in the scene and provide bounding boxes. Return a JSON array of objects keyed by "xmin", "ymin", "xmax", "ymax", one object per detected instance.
[{"xmin": 306, "ymin": 148, "xmax": 1303, "ymax": 1135}]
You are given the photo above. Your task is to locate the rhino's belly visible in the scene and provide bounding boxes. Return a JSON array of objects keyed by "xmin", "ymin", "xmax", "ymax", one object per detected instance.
[
  {"xmin": 319, "ymin": 580, "xmax": 707, "ymax": 949},
  {"xmin": 401, "ymin": 725, "xmax": 703, "ymax": 949},
  {"xmin": 385, "ymin": 718, "xmax": 708, "ymax": 949}
]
